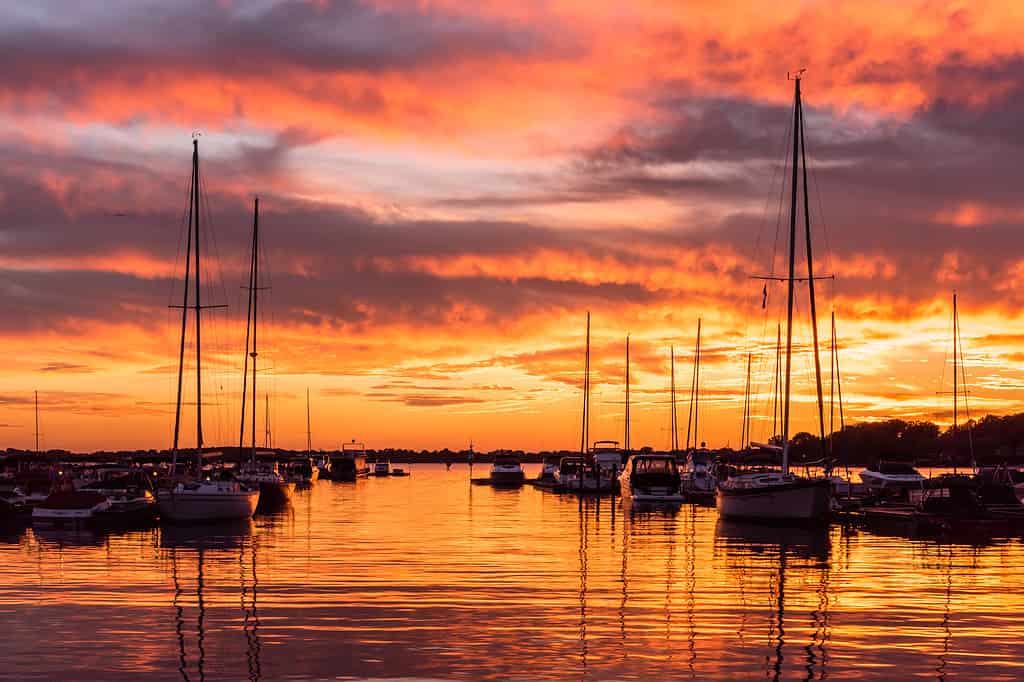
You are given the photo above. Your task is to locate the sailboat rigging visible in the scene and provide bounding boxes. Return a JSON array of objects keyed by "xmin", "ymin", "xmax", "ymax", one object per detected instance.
[
  {"xmin": 157, "ymin": 139, "xmax": 259, "ymax": 522},
  {"xmin": 716, "ymin": 72, "xmax": 832, "ymax": 521},
  {"xmin": 236, "ymin": 197, "xmax": 294, "ymax": 506}
]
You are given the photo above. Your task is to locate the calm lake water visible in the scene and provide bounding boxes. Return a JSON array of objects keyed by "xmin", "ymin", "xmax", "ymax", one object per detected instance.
[{"xmin": 2, "ymin": 464, "xmax": 1024, "ymax": 680}]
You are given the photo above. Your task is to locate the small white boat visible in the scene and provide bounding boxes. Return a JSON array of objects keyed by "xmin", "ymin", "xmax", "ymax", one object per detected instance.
[
  {"xmin": 32, "ymin": 488, "xmax": 110, "ymax": 527},
  {"xmin": 237, "ymin": 457, "xmax": 295, "ymax": 506},
  {"xmin": 555, "ymin": 456, "xmax": 615, "ymax": 494},
  {"xmin": 534, "ymin": 455, "xmax": 561, "ymax": 487},
  {"xmin": 372, "ymin": 459, "xmax": 391, "ymax": 477},
  {"xmin": 284, "ymin": 457, "xmax": 319, "ymax": 486},
  {"xmin": 858, "ymin": 461, "xmax": 926, "ymax": 492},
  {"xmin": 623, "ymin": 454, "xmax": 683, "ymax": 503},
  {"xmin": 591, "ymin": 441, "xmax": 626, "ymax": 484},
  {"xmin": 680, "ymin": 448, "xmax": 717, "ymax": 501},
  {"xmin": 157, "ymin": 479, "xmax": 259, "ymax": 523},
  {"xmin": 489, "ymin": 453, "xmax": 525, "ymax": 487}
]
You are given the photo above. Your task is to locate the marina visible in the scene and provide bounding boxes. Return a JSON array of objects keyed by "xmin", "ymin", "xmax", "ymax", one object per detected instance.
[
  {"xmin": 3, "ymin": 463, "xmax": 1024, "ymax": 680},
  {"xmin": 8, "ymin": 2, "xmax": 1024, "ymax": 680}
]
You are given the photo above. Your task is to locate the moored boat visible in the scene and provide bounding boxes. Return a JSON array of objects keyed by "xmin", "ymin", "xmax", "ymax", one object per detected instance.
[
  {"xmin": 156, "ymin": 140, "xmax": 260, "ymax": 524},
  {"xmin": 330, "ymin": 441, "xmax": 369, "ymax": 481},
  {"xmin": 534, "ymin": 455, "xmax": 561, "ymax": 488},
  {"xmin": 489, "ymin": 453, "xmax": 525, "ymax": 487},
  {"xmin": 158, "ymin": 477, "xmax": 259, "ymax": 523},
  {"xmin": 715, "ymin": 72, "xmax": 832, "ymax": 522},
  {"xmin": 372, "ymin": 458, "xmax": 391, "ymax": 477},
  {"xmin": 237, "ymin": 455, "xmax": 295, "ymax": 507},
  {"xmin": 81, "ymin": 468, "xmax": 157, "ymax": 527},
  {"xmin": 858, "ymin": 461, "xmax": 926, "ymax": 493},
  {"xmin": 623, "ymin": 454, "xmax": 683, "ymax": 504},
  {"xmin": 680, "ymin": 448, "xmax": 717, "ymax": 503},
  {"xmin": 32, "ymin": 480, "xmax": 110, "ymax": 528},
  {"xmin": 718, "ymin": 470, "xmax": 832, "ymax": 521}
]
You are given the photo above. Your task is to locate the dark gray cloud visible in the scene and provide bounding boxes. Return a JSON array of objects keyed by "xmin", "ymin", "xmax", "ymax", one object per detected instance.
[{"xmin": 0, "ymin": 1, "xmax": 580, "ymax": 103}]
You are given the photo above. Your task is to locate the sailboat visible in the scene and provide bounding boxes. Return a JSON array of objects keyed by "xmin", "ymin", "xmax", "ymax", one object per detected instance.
[
  {"xmin": 236, "ymin": 197, "xmax": 295, "ymax": 507},
  {"xmin": 717, "ymin": 73, "xmax": 832, "ymax": 522},
  {"xmin": 157, "ymin": 139, "xmax": 260, "ymax": 523},
  {"xmin": 680, "ymin": 319, "xmax": 716, "ymax": 501},
  {"xmin": 555, "ymin": 313, "xmax": 615, "ymax": 494},
  {"xmin": 284, "ymin": 389, "xmax": 320, "ymax": 486}
]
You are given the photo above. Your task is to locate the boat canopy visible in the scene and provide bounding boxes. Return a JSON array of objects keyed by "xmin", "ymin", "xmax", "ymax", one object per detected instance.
[
  {"xmin": 871, "ymin": 461, "xmax": 921, "ymax": 475},
  {"xmin": 632, "ymin": 456, "xmax": 678, "ymax": 475}
]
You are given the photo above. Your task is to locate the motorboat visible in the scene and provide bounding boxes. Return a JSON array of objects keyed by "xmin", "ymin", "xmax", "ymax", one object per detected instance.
[
  {"xmin": 372, "ymin": 458, "xmax": 391, "ymax": 477},
  {"xmin": 534, "ymin": 455, "xmax": 561, "ymax": 488},
  {"xmin": 330, "ymin": 441, "xmax": 369, "ymax": 481},
  {"xmin": 858, "ymin": 461, "xmax": 926, "ymax": 493},
  {"xmin": 0, "ymin": 489, "xmax": 30, "ymax": 520},
  {"xmin": 555, "ymin": 456, "xmax": 615, "ymax": 494},
  {"xmin": 283, "ymin": 457, "xmax": 319, "ymax": 487},
  {"xmin": 32, "ymin": 479, "xmax": 110, "ymax": 528},
  {"xmin": 391, "ymin": 465, "xmax": 410, "ymax": 477},
  {"xmin": 864, "ymin": 474, "xmax": 1024, "ymax": 537},
  {"xmin": 591, "ymin": 441, "xmax": 626, "ymax": 487},
  {"xmin": 80, "ymin": 468, "xmax": 158, "ymax": 527},
  {"xmin": 623, "ymin": 454, "xmax": 683, "ymax": 503},
  {"xmin": 237, "ymin": 454, "xmax": 295, "ymax": 507},
  {"xmin": 489, "ymin": 453, "xmax": 526, "ymax": 487},
  {"xmin": 680, "ymin": 448, "xmax": 716, "ymax": 502}
]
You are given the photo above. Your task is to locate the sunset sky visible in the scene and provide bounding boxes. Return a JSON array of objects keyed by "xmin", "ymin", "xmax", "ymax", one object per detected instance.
[{"xmin": 4, "ymin": 0, "xmax": 1024, "ymax": 452}]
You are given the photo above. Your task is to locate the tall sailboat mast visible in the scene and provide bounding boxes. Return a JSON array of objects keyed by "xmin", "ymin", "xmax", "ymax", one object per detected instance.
[
  {"xmin": 953, "ymin": 292, "xmax": 958, "ymax": 435},
  {"xmin": 686, "ymin": 318, "xmax": 702, "ymax": 450},
  {"xmin": 624, "ymin": 335, "xmax": 630, "ymax": 458},
  {"xmin": 580, "ymin": 312, "xmax": 590, "ymax": 456},
  {"xmin": 171, "ymin": 140, "xmax": 197, "ymax": 474},
  {"xmin": 772, "ymin": 323, "xmax": 781, "ymax": 440},
  {"xmin": 240, "ymin": 197, "xmax": 261, "ymax": 463},
  {"xmin": 306, "ymin": 388, "xmax": 313, "ymax": 457},
  {"xmin": 193, "ymin": 138, "xmax": 204, "ymax": 473},
  {"xmin": 781, "ymin": 74, "xmax": 802, "ymax": 475},
  {"xmin": 741, "ymin": 353, "xmax": 752, "ymax": 449},
  {"xmin": 670, "ymin": 346, "xmax": 678, "ymax": 452},
  {"xmin": 799, "ymin": 82, "xmax": 828, "ymax": 457}
]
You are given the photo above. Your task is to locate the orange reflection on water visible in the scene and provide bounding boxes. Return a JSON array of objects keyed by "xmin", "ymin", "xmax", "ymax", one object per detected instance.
[{"xmin": 2, "ymin": 465, "xmax": 1024, "ymax": 680}]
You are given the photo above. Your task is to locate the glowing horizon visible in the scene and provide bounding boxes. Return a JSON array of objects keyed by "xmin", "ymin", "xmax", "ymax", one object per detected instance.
[{"xmin": 3, "ymin": 1, "xmax": 1024, "ymax": 452}]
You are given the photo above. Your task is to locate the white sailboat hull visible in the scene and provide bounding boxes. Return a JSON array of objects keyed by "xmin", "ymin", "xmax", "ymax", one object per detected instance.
[
  {"xmin": 717, "ymin": 477, "xmax": 831, "ymax": 521},
  {"xmin": 157, "ymin": 486, "xmax": 259, "ymax": 522}
]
